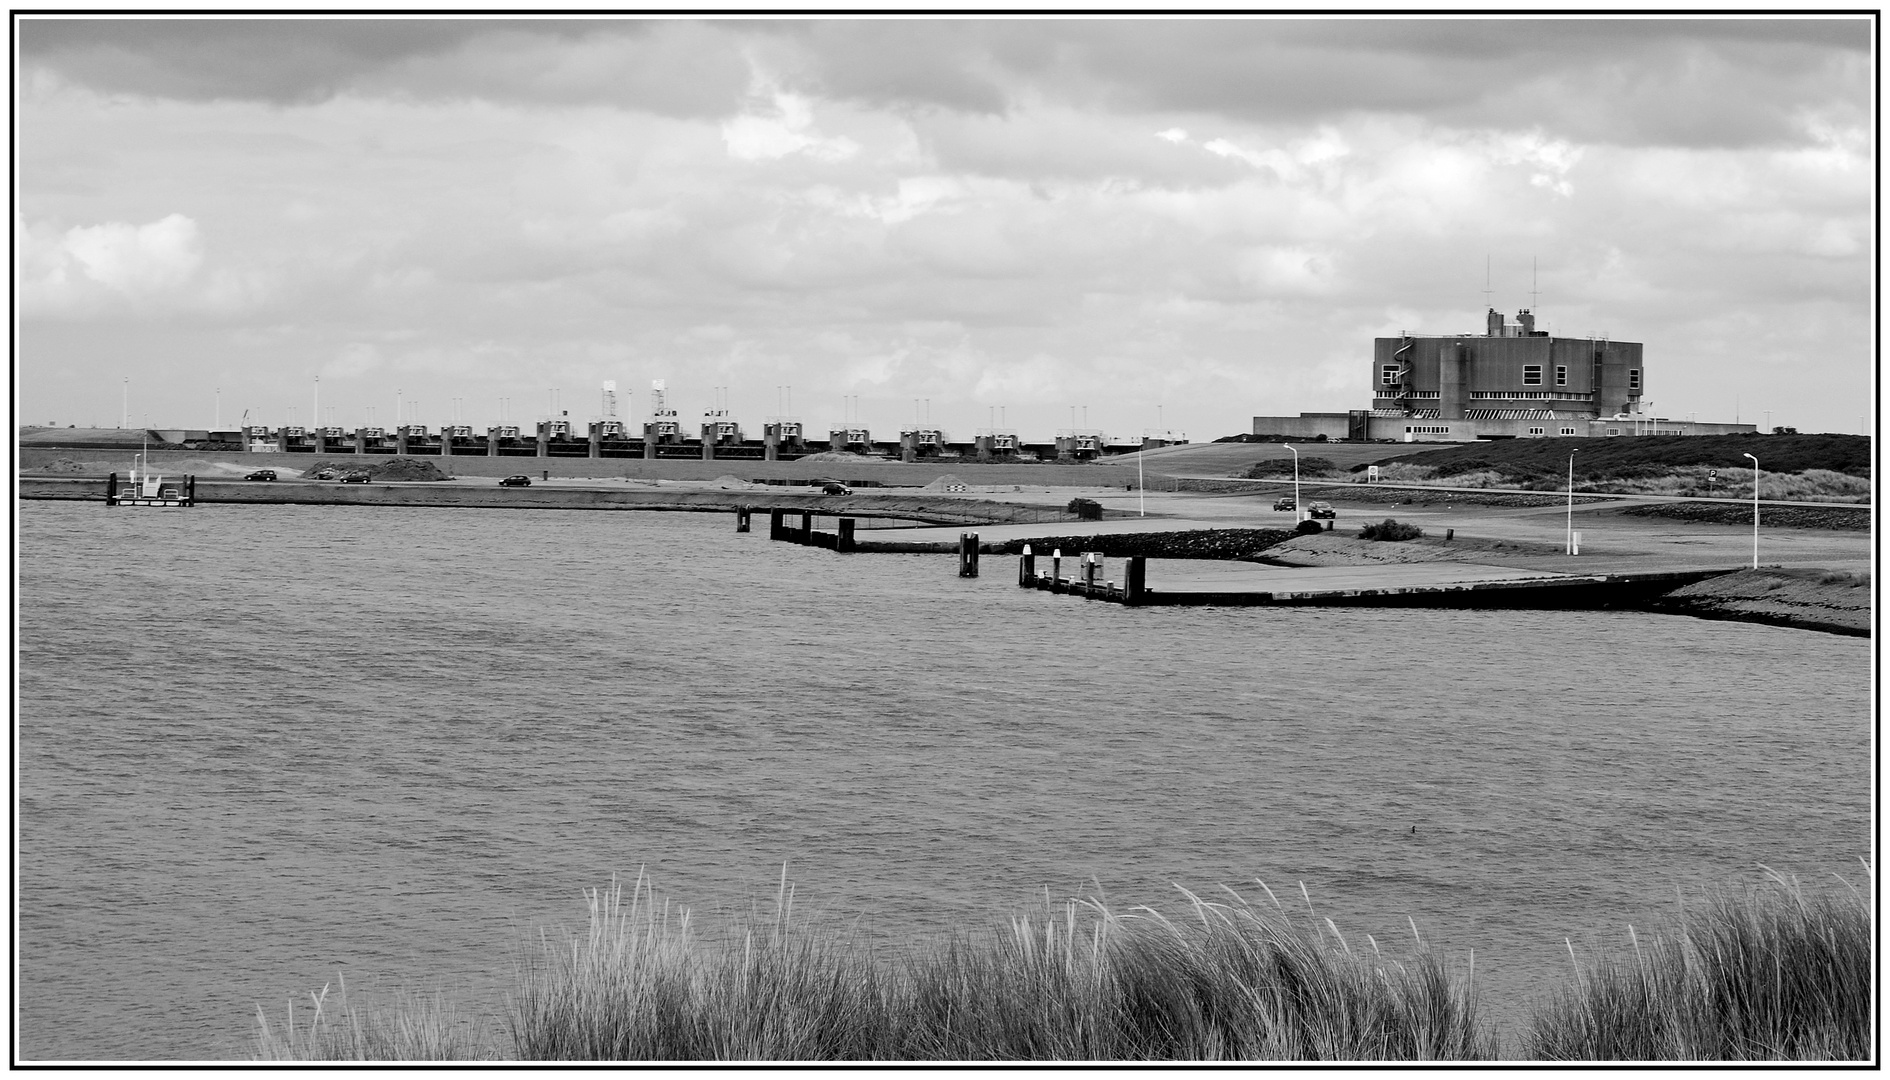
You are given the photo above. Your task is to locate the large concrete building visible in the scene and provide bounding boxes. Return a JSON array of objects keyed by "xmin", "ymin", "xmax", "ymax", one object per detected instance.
[{"xmin": 1254, "ymin": 308, "xmax": 1756, "ymax": 442}]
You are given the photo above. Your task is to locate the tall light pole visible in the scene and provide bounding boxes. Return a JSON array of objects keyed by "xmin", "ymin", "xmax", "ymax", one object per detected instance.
[
  {"xmin": 1285, "ymin": 443, "xmax": 1300, "ymax": 519},
  {"xmin": 1742, "ymin": 452, "xmax": 1759, "ymax": 569},
  {"xmin": 1566, "ymin": 449, "xmax": 1578, "ymax": 554}
]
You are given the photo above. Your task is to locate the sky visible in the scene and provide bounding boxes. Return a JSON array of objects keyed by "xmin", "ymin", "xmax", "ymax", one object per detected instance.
[{"xmin": 15, "ymin": 15, "xmax": 1875, "ymax": 440}]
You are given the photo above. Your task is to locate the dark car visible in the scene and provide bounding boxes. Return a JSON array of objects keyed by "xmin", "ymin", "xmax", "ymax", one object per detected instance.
[
  {"xmin": 1308, "ymin": 502, "xmax": 1337, "ymax": 519},
  {"xmin": 245, "ymin": 469, "xmax": 277, "ymax": 481},
  {"xmin": 820, "ymin": 481, "xmax": 852, "ymax": 496},
  {"xmin": 1272, "ymin": 496, "xmax": 1295, "ymax": 511},
  {"xmin": 340, "ymin": 473, "xmax": 370, "ymax": 484},
  {"xmin": 499, "ymin": 475, "xmax": 532, "ymax": 487}
]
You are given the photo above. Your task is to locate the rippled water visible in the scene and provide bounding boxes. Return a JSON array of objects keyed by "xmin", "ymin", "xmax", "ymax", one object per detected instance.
[{"xmin": 17, "ymin": 500, "xmax": 1872, "ymax": 1061}]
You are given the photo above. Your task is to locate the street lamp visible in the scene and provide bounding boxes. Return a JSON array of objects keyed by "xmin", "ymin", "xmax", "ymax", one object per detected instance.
[
  {"xmin": 1566, "ymin": 449, "xmax": 1578, "ymax": 555},
  {"xmin": 1285, "ymin": 443, "xmax": 1300, "ymax": 520},
  {"xmin": 1742, "ymin": 452, "xmax": 1759, "ymax": 569}
]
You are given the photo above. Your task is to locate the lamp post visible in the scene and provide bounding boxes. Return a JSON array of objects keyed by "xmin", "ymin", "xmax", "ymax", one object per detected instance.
[
  {"xmin": 1566, "ymin": 449, "xmax": 1578, "ymax": 555},
  {"xmin": 1285, "ymin": 443, "xmax": 1301, "ymax": 520},
  {"xmin": 1742, "ymin": 452, "xmax": 1759, "ymax": 568}
]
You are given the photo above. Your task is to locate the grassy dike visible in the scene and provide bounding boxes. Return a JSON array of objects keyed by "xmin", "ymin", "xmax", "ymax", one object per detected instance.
[{"xmin": 253, "ymin": 868, "xmax": 1870, "ymax": 1062}]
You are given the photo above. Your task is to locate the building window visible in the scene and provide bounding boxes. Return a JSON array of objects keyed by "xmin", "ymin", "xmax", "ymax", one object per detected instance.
[
  {"xmin": 1560, "ymin": 427, "xmax": 1577, "ymax": 435},
  {"xmin": 1555, "ymin": 365, "xmax": 1568, "ymax": 386},
  {"xmin": 1381, "ymin": 365, "xmax": 1401, "ymax": 385},
  {"xmin": 1522, "ymin": 365, "xmax": 1543, "ymax": 385},
  {"xmin": 1606, "ymin": 428, "xmax": 1621, "ymax": 436},
  {"xmin": 1529, "ymin": 427, "xmax": 1545, "ymax": 435},
  {"xmin": 1628, "ymin": 369, "xmax": 1641, "ymax": 390},
  {"xmin": 1405, "ymin": 426, "xmax": 1450, "ymax": 434}
]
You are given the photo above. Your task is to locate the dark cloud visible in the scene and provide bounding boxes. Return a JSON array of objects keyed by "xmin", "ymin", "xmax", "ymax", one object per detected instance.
[{"xmin": 20, "ymin": 16, "xmax": 1871, "ymax": 147}]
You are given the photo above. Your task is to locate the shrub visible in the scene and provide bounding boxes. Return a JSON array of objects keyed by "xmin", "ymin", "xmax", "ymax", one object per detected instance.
[
  {"xmin": 1360, "ymin": 519, "xmax": 1423, "ymax": 541},
  {"xmin": 1293, "ymin": 519, "xmax": 1326, "ymax": 537},
  {"xmin": 1066, "ymin": 498, "xmax": 1103, "ymax": 520},
  {"xmin": 1241, "ymin": 457, "xmax": 1337, "ymax": 480}
]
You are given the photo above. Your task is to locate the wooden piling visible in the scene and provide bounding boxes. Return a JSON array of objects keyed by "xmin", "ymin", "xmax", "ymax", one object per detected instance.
[
  {"xmin": 106, "ymin": 472, "xmax": 118, "ymax": 505},
  {"xmin": 1126, "ymin": 556, "xmax": 1146, "ymax": 604},
  {"xmin": 769, "ymin": 509, "xmax": 785, "ymax": 540},
  {"xmin": 959, "ymin": 532, "xmax": 979, "ymax": 577},
  {"xmin": 799, "ymin": 510, "xmax": 813, "ymax": 542},
  {"xmin": 1050, "ymin": 549, "xmax": 1062, "ymax": 589},
  {"xmin": 837, "ymin": 518, "xmax": 855, "ymax": 552},
  {"xmin": 736, "ymin": 507, "xmax": 751, "ymax": 533},
  {"xmin": 1019, "ymin": 544, "xmax": 1035, "ymax": 586}
]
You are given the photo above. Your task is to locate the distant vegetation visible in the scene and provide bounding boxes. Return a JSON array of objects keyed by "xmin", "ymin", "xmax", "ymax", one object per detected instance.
[
  {"xmin": 1241, "ymin": 457, "xmax": 1340, "ymax": 479},
  {"xmin": 254, "ymin": 868, "xmax": 1870, "ymax": 1062}
]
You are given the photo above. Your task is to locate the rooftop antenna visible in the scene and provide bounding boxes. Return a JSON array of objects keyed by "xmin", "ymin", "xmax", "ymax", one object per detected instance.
[
  {"xmin": 1530, "ymin": 256, "xmax": 1540, "ymax": 311},
  {"xmin": 1482, "ymin": 254, "xmax": 1493, "ymax": 311}
]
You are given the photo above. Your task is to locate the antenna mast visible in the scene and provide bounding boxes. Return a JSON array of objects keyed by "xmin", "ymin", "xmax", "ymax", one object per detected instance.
[{"xmin": 1482, "ymin": 255, "xmax": 1493, "ymax": 311}]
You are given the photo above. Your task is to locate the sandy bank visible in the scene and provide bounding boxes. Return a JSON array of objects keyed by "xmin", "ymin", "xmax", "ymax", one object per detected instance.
[{"xmin": 1646, "ymin": 568, "xmax": 1871, "ymax": 637}]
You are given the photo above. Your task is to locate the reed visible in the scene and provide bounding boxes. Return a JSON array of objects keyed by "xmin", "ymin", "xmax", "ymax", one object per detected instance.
[{"xmin": 1522, "ymin": 866, "xmax": 1872, "ymax": 1061}]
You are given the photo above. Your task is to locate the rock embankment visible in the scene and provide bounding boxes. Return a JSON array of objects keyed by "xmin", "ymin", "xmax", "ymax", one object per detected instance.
[
  {"xmin": 1648, "ymin": 568, "xmax": 1871, "ymax": 637},
  {"xmin": 1622, "ymin": 502, "xmax": 1870, "ymax": 531},
  {"xmin": 992, "ymin": 528, "xmax": 1296, "ymax": 560},
  {"xmin": 1257, "ymin": 532, "xmax": 1565, "ymax": 566}
]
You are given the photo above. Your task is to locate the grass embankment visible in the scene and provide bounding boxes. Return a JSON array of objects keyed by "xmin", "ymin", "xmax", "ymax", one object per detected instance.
[
  {"xmin": 1358, "ymin": 435, "xmax": 1870, "ymax": 503},
  {"xmin": 256, "ymin": 869, "xmax": 1869, "ymax": 1062}
]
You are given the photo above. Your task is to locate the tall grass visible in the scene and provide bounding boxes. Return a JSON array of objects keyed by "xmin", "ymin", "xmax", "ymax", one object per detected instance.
[
  {"xmin": 1524, "ymin": 866, "xmax": 1873, "ymax": 1061},
  {"xmin": 254, "ymin": 867, "xmax": 1871, "ymax": 1062},
  {"xmin": 507, "ymin": 869, "xmax": 1492, "ymax": 1061},
  {"xmin": 252, "ymin": 974, "xmax": 499, "ymax": 1061},
  {"xmin": 1352, "ymin": 462, "xmax": 1870, "ymax": 502}
]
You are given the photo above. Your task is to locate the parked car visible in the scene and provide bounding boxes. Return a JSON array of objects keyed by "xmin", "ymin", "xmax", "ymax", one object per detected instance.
[
  {"xmin": 244, "ymin": 469, "xmax": 277, "ymax": 481},
  {"xmin": 1308, "ymin": 502, "xmax": 1337, "ymax": 519},
  {"xmin": 499, "ymin": 475, "xmax": 532, "ymax": 487},
  {"xmin": 340, "ymin": 473, "xmax": 370, "ymax": 484},
  {"xmin": 820, "ymin": 481, "xmax": 852, "ymax": 496},
  {"xmin": 1272, "ymin": 496, "xmax": 1295, "ymax": 511}
]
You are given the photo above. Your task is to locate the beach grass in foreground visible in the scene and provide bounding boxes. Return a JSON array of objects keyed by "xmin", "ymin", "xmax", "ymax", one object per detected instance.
[{"xmin": 253, "ymin": 866, "xmax": 1870, "ymax": 1062}]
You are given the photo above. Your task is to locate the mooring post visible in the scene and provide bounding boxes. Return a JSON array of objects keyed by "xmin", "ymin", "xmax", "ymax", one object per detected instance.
[
  {"xmin": 186, "ymin": 475, "xmax": 196, "ymax": 504},
  {"xmin": 799, "ymin": 510, "xmax": 813, "ymax": 542},
  {"xmin": 106, "ymin": 472, "xmax": 118, "ymax": 504},
  {"xmin": 969, "ymin": 532, "xmax": 979, "ymax": 577},
  {"xmin": 1125, "ymin": 556, "xmax": 1146, "ymax": 605},
  {"xmin": 736, "ymin": 507, "xmax": 751, "ymax": 533},
  {"xmin": 837, "ymin": 517, "xmax": 855, "ymax": 552},
  {"xmin": 1019, "ymin": 544, "xmax": 1035, "ymax": 586},
  {"xmin": 959, "ymin": 532, "xmax": 979, "ymax": 577},
  {"xmin": 769, "ymin": 509, "xmax": 785, "ymax": 540},
  {"xmin": 1050, "ymin": 549, "xmax": 1062, "ymax": 590}
]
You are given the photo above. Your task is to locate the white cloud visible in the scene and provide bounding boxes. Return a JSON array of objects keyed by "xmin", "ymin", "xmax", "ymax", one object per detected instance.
[
  {"xmin": 21, "ymin": 213, "xmax": 204, "ymax": 312},
  {"xmin": 722, "ymin": 90, "xmax": 860, "ymax": 162}
]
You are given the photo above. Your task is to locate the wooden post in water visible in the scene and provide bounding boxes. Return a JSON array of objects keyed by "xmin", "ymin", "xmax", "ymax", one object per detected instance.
[
  {"xmin": 837, "ymin": 518, "xmax": 855, "ymax": 552},
  {"xmin": 1125, "ymin": 556, "xmax": 1146, "ymax": 605},
  {"xmin": 106, "ymin": 472, "xmax": 118, "ymax": 505},
  {"xmin": 769, "ymin": 509, "xmax": 785, "ymax": 540},
  {"xmin": 799, "ymin": 510, "xmax": 813, "ymax": 542},
  {"xmin": 1019, "ymin": 544, "xmax": 1034, "ymax": 586},
  {"xmin": 186, "ymin": 475, "xmax": 196, "ymax": 505},
  {"xmin": 1050, "ymin": 549, "xmax": 1062, "ymax": 590},
  {"xmin": 736, "ymin": 508, "xmax": 751, "ymax": 533},
  {"xmin": 956, "ymin": 532, "xmax": 979, "ymax": 577}
]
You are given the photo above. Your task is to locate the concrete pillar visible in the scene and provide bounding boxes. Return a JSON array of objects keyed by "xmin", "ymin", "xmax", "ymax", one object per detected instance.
[
  {"xmin": 279, "ymin": 430, "xmax": 291, "ymax": 453},
  {"xmin": 764, "ymin": 427, "xmax": 778, "ymax": 461},
  {"xmin": 313, "ymin": 429, "xmax": 326, "ymax": 454},
  {"xmin": 488, "ymin": 430, "xmax": 499, "ymax": 457},
  {"xmin": 441, "ymin": 431, "xmax": 453, "ymax": 457},
  {"xmin": 355, "ymin": 430, "xmax": 367, "ymax": 454},
  {"xmin": 395, "ymin": 430, "xmax": 407, "ymax": 455},
  {"xmin": 799, "ymin": 510, "xmax": 812, "ymax": 539},
  {"xmin": 589, "ymin": 428, "xmax": 601, "ymax": 459},
  {"xmin": 1440, "ymin": 341, "xmax": 1466, "ymax": 421},
  {"xmin": 644, "ymin": 428, "xmax": 657, "ymax": 460},
  {"xmin": 702, "ymin": 433, "xmax": 715, "ymax": 461},
  {"xmin": 536, "ymin": 426, "xmax": 549, "ymax": 458}
]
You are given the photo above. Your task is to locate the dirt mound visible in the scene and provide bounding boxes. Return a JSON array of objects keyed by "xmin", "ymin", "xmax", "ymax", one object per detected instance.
[
  {"xmin": 796, "ymin": 451, "xmax": 872, "ymax": 462},
  {"xmin": 921, "ymin": 474, "xmax": 967, "ymax": 492},
  {"xmin": 707, "ymin": 474, "xmax": 752, "ymax": 489},
  {"xmin": 369, "ymin": 458, "xmax": 450, "ymax": 482},
  {"xmin": 40, "ymin": 458, "xmax": 86, "ymax": 473}
]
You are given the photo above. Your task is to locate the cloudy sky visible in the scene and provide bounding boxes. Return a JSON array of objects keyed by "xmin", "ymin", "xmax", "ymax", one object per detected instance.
[{"xmin": 16, "ymin": 16, "xmax": 1874, "ymax": 439}]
